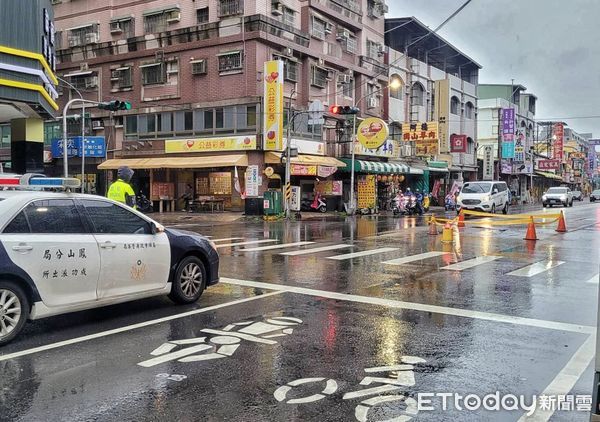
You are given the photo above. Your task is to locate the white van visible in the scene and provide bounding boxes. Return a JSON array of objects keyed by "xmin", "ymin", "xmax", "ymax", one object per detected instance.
[{"xmin": 457, "ymin": 181, "xmax": 510, "ymax": 214}]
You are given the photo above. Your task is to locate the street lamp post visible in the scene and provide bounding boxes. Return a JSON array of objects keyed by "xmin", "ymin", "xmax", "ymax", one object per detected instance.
[
  {"xmin": 284, "ymin": 89, "xmax": 296, "ymax": 219},
  {"xmin": 57, "ymin": 78, "xmax": 86, "ymax": 192},
  {"xmin": 61, "ymin": 99, "xmax": 101, "ymax": 177}
]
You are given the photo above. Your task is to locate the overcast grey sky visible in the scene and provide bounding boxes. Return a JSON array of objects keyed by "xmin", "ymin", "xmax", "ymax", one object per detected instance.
[{"xmin": 387, "ymin": 0, "xmax": 600, "ymax": 137}]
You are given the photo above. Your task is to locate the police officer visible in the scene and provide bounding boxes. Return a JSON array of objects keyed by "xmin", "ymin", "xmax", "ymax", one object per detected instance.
[{"xmin": 107, "ymin": 166, "xmax": 136, "ymax": 208}]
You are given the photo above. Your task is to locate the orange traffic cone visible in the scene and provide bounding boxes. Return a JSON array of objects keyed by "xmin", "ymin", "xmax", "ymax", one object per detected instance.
[
  {"xmin": 428, "ymin": 217, "xmax": 438, "ymax": 235},
  {"xmin": 457, "ymin": 210, "xmax": 465, "ymax": 228},
  {"xmin": 556, "ymin": 211, "xmax": 567, "ymax": 233},
  {"xmin": 524, "ymin": 216, "xmax": 538, "ymax": 241}
]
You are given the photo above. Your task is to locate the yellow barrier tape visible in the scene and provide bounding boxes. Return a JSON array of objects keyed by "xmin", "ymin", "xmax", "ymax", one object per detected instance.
[
  {"xmin": 461, "ymin": 209, "xmax": 561, "ymax": 220},
  {"xmin": 459, "ymin": 217, "xmax": 560, "ymax": 227}
]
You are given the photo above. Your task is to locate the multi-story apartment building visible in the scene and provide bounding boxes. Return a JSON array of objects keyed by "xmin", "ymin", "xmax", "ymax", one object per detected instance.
[
  {"xmin": 477, "ymin": 84, "xmax": 539, "ymax": 200},
  {"xmin": 384, "ymin": 17, "xmax": 480, "ymax": 198},
  {"xmin": 51, "ymin": 0, "xmax": 389, "ymax": 210}
]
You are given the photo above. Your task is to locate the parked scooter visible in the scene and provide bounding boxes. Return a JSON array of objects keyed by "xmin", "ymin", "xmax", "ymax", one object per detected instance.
[
  {"xmin": 136, "ymin": 193, "xmax": 153, "ymax": 213},
  {"xmin": 444, "ymin": 194, "xmax": 456, "ymax": 211},
  {"xmin": 301, "ymin": 192, "xmax": 327, "ymax": 213},
  {"xmin": 390, "ymin": 193, "xmax": 406, "ymax": 216}
]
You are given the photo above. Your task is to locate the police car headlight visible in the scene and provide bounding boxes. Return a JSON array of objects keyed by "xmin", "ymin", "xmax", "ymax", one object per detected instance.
[{"xmin": 456, "ymin": 195, "xmax": 462, "ymax": 202}]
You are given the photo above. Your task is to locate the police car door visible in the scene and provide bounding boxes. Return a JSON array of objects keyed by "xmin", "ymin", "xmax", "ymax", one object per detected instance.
[
  {"xmin": 0, "ymin": 199, "xmax": 101, "ymax": 307},
  {"xmin": 80, "ymin": 199, "xmax": 170, "ymax": 298}
]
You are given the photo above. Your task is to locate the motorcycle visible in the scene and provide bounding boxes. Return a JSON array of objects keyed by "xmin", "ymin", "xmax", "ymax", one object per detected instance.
[
  {"xmin": 390, "ymin": 195, "xmax": 406, "ymax": 216},
  {"xmin": 301, "ymin": 192, "xmax": 327, "ymax": 213},
  {"xmin": 444, "ymin": 194, "xmax": 456, "ymax": 211},
  {"xmin": 136, "ymin": 193, "xmax": 153, "ymax": 213}
]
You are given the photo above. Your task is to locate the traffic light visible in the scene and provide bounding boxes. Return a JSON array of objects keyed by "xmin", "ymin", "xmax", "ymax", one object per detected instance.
[
  {"xmin": 329, "ymin": 105, "xmax": 359, "ymax": 115},
  {"xmin": 98, "ymin": 100, "xmax": 132, "ymax": 111}
]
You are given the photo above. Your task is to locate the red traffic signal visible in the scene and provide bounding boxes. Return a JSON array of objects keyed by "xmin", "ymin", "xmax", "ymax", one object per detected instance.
[{"xmin": 329, "ymin": 105, "xmax": 359, "ymax": 115}]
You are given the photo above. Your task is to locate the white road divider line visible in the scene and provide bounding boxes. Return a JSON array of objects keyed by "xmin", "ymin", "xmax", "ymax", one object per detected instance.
[
  {"xmin": 215, "ymin": 240, "xmax": 279, "ymax": 248},
  {"xmin": 280, "ymin": 244, "xmax": 354, "ymax": 256},
  {"xmin": 0, "ymin": 291, "xmax": 284, "ymax": 363},
  {"xmin": 241, "ymin": 241, "xmax": 316, "ymax": 252},
  {"xmin": 507, "ymin": 260, "xmax": 565, "ymax": 277},
  {"xmin": 383, "ymin": 251, "xmax": 450, "ymax": 266},
  {"xmin": 441, "ymin": 255, "xmax": 502, "ymax": 271},
  {"xmin": 221, "ymin": 278, "xmax": 595, "ymax": 334},
  {"xmin": 211, "ymin": 237, "xmax": 245, "ymax": 242},
  {"xmin": 327, "ymin": 247, "xmax": 400, "ymax": 261}
]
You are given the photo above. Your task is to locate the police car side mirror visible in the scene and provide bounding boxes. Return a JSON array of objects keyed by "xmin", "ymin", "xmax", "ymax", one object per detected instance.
[{"xmin": 151, "ymin": 222, "xmax": 164, "ymax": 235}]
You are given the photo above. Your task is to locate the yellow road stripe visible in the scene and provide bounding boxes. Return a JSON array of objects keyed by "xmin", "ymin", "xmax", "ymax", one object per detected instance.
[
  {"xmin": 0, "ymin": 78, "xmax": 59, "ymax": 110},
  {"xmin": 0, "ymin": 45, "xmax": 58, "ymax": 85}
]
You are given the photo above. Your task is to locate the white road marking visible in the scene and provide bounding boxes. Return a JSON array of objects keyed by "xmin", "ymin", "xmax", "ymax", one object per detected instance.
[
  {"xmin": 327, "ymin": 247, "xmax": 400, "ymax": 261},
  {"xmin": 280, "ymin": 244, "xmax": 354, "ymax": 256},
  {"xmin": 0, "ymin": 291, "xmax": 284, "ymax": 362},
  {"xmin": 139, "ymin": 344, "xmax": 213, "ymax": 367},
  {"xmin": 507, "ymin": 260, "xmax": 565, "ymax": 277},
  {"xmin": 211, "ymin": 237, "xmax": 245, "ymax": 242},
  {"xmin": 215, "ymin": 239, "xmax": 279, "ymax": 248},
  {"xmin": 241, "ymin": 241, "xmax": 316, "ymax": 252},
  {"xmin": 221, "ymin": 278, "xmax": 594, "ymax": 334},
  {"xmin": 383, "ymin": 251, "xmax": 449, "ymax": 266},
  {"xmin": 441, "ymin": 255, "xmax": 502, "ymax": 271},
  {"xmin": 517, "ymin": 334, "xmax": 596, "ymax": 422},
  {"xmin": 585, "ymin": 274, "xmax": 599, "ymax": 284}
]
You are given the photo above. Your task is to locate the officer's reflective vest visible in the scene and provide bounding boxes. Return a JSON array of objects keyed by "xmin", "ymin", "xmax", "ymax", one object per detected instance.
[{"xmin": 107, "ymin": 179, "xmax": 135, "ymax": 206}]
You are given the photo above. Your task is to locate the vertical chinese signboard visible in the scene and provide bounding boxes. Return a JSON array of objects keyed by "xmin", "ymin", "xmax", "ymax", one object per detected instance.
[
  {"xmin": 501, "ymin": 108, "xmax": 515, "ymax": 159},
  {"xmin": 401, "ymin": 122, "xmax": 439, "ymax": 156},
  {"xmin": 245, "ymin": 165, "xmax": 259, "ymax": 197},
  {"xmin": 553, "ymin": 123, "xmax": 564, "ymax": 161},
  {"xmin": 263, "ymin": 60, "xmax": 284, "ymax": 151},
  {"xmin": 514, "ymin": 127, "xmax": 526, "ymax": 163},
  {"xmin": 483, "ymin": 145, "xmax": 494, "ymax": 180},
  {"xmin": 357, "ymin": 175, "xmax": 376, "ymax": 209}
]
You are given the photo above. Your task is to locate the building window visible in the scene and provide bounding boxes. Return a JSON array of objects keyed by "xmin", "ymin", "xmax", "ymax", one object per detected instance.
[
  {"xmin": 284, "ymin": 60, "xmax": 298, "ymax": 82},
  {"xmin": 69, "ymin": 74, "xmax": 98, "ymax": 91},
  {"xmin": 450, "ymin": 96, "xmax": 461, "ymax": 115},
  {"xmin": 311, "ymin": 16, "xmax": 326, "ymax": 40},
  {"xmin": 367, "ymin": 83, "xmax": 378, "ymax": 107},
  {"xmin": 366, "ymin": 40, "xmax": 381, "ymax": 60},
  {"xmin": 0, "ymin": 125, "xmax": 11, "ymax": 148},
  {"xmin": 111, "ymin": 67, "xmax": 132, "ymax": 89},
  {"xmin": 125, "ymin": 115, "xmax": 138, "ymax": 134},
  {"xmin": 411, "ymin": 82, "xmax": 424, "ymax": 106},
  {"xmin": 246, "ymin": 105, "xmax": 257, "ymax": 127},
  {"xmin": 68, "ymin": 25, "xmax": 99, "ymax": 47},
  {"xmin": 141, "ymin": 63, "xmax": 165, "ymax": 85},
  {"xmin": 467, "ymin": 137, "xmax": 474, "ymax": 154},
  {"xmin": 342, "ymin": 33, "xmax": 357, "ymax": 54},
  {"xmin": 341, "ymin": 77, "xmax": 354, "ymax": 98},
  {"xmin": 465, "ymin": 101, "xmax": 475, "ymax": 119},
  {"xmin": 219, "ymin": 0, "xmax": 244, "ymax": 17},
  {"xmin": 282, "ymin": 7, "xmax": 295, "ymax": 27},
  {"xmin": 197, "ymin": 7, "xmax": 209, "ymax": 23},
  {"xmin": 110, "ymin": 18, "xmax": 134, "ymax": 38},
  {"xmin": 311, "ymin": 66, "xmax": 328, "ymax": 88},
  {"xmin": 218, "ymin": 51, "xmax": 243, "ymax": 73},
  {"xmin": 389, "ymin": 74, "xmax": 403, "ymax": 99},
  {"xmin": 144, "ymin": 12, "xmax": 167, "ymax": 34}
]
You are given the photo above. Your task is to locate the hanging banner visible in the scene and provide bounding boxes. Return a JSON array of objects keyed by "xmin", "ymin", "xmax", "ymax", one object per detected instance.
[
  {"xmin": 552, "ymin": 123, "xmax": 564, "ymax": 161},
  {"xmin": 263, "ymin": 60, "xmax": 284, "ymax": 151},
  {"xmin": 290, "ymin": 186, "xmax": 301, "ymax": 211},
  {"xmin": 317, "ymin": 166, "xmax": 337, "ymax": 178},
  {"xmin": 537, "ymin": 159, "xmax": 560, "ymax": 170},
  {"xmin": 501, "ymin": 159, "xmax": 512, "ymax": 174},
  {"xmin": 450, "ymin": 134, "xmax": 467, "ymax": 153},
  {"xmin": 356, "ymin": 117, "xmax": 389, "ymax": 149},
  {"xmin": 501, "ymin": 141, "xmax": 515, "ymax": 159},
  {"xmin": 245, "ymin": 165, "xmax": 259, "ymax": 197},
  {"xmin": 291, "ymin": 164, "xmax": 317, "ymax": 176},
  {"xmin": 501, "ymin": 108, "xmax": 515, "ymax": 140},
  {"xmin": 315, "ymin": 180, "xmax": 342, "ymax": 196},
  {"xmin": 483, "ymin": 145, "xmax": 494, "ymax": 180}
]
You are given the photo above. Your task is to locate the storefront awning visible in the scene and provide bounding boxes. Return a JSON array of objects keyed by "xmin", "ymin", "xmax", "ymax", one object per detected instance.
[
  {"xmin": 427, "ymin": 160, "xmax": 449, "ymax": 173},
  {"xmin": 338, "ymin": 158, "xmax": 423, "ymax": 175},
  {"xmin": 264, "ymin": 152, "xmax": 346, "ymax": 167},
  {"xmin": 98, "ymin": 154, "xmax": 248, "ymax": 170},
  {"xmin": 535, "ymin": 171, "xmax": 563, "ymax": 181}
]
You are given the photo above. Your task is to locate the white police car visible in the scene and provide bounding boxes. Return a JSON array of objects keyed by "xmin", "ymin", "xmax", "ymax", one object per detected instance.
[{"xmin": 0, "ymin": 176, "xmax": 219, "ymax": 345}]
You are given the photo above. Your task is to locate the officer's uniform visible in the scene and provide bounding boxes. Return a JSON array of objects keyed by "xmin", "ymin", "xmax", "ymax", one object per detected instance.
[{"xmin": 107, "ymin": 179, "xmax": 136, "ymax": 207}]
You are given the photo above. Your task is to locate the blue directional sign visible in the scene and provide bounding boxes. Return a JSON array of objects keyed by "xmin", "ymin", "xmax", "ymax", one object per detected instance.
[{"xmin": 51, "ymin": 137, "xmax": 106, "ymax": 158}]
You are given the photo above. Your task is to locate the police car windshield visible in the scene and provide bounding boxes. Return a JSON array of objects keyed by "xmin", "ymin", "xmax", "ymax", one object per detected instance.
[
  {"xmin": 462, "ymin": 183, "xmax": 492, "ymax": 194},
  {"xmin": 547, "ymin": 188, "xmax": 567, "ymax": 194}
]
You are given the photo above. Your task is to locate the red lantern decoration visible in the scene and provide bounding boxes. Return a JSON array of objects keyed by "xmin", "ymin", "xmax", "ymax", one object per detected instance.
[{"xmin": 377, "ymin": 175, "xmax": 382, "ymax": 181}]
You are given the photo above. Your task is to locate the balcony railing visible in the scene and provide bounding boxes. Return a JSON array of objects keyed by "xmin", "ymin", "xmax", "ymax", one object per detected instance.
[
  {"xmin": 219, "ymin": 0, "xmax": 244, "ymax": 17},
  {"xmin": 312, "ymin": 0, "xmax": 362, "ymax": 25}
]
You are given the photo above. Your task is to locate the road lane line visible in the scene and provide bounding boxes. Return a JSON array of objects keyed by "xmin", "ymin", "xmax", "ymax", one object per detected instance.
[
  {"xmin": 441, "ymin": 255, "xmax": 502, "ymax": 271},
  {"xmin": 327, "ymin": 247, "xmax": 399, "ymax": 261},
  {"xmin": 383, "ymin": 251, "xmax": 449, "ymax": 266},
  {"xmin": 215, "ymin": 240, "xmax": 278, "ymax": 248},
  {"xmin": 585, "ymin": 274, "xmax": 599, "ymax": 284},
  {"xmin": 517, "ymin": 334, "xmax": 596, "ymax": 422},
  {"xmin": 280, "ymin": 244, "xmax": 353, "ymax": 256},
  {"xmin": 507, "ymin": 260, "xmax": 565, "ymax": 277},
  {"xmin": 221, "ymin": 278, "xmax": 594, "ymax": 334},
  {"xmin": 211, "ymin": 237, "xmax": 245, "ymax": 242},
  {"xmin": 241, "ymin": 241, "xmax": 316, "ymax": 252},
  {"xmin": 0, "ymin": 291, "xmax": 284, "ymax": 362}
]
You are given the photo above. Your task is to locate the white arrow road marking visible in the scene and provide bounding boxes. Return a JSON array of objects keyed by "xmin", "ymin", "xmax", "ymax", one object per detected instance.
[
  {"xmin": 441, "ymin": 255, "xmax": 502, "ymax": 271},
  {"xmin": 507, "ymin": 260, "xmax": 565, "ymax": 277}
]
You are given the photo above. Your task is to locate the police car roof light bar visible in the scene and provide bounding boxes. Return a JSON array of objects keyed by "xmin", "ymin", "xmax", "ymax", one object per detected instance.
[{"xmin": 0, "ymin": 175, "xmax": 81, "ymax": 190}]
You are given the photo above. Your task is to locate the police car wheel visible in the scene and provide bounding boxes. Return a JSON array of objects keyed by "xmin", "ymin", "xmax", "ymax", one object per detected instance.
[
  {"xmin": 169, "ymin": 256, "xmax": 206, "ymax": 304},
  {"xmin": 0, "ymin": 281, "xmax": 29, "ymax": 346}
]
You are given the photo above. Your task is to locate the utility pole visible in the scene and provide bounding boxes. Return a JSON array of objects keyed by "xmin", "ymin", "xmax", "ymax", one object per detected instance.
[{"xmin": 284, "ymin": 88, "xmax": 295, "ymax": 219}]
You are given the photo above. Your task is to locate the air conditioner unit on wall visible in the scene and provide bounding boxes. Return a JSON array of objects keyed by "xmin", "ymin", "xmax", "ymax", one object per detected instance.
[
  {"xmin": 191, "ymin": 60, "xmax": 207, "ymax": 75},
  {"xmin": 338, "ymin": 73, "xmax": 351, "ymax": 84},
  {"xmin": 110, "ymin": 21, "xmax": 123, "ymax": 33},
  {"xmin": 85, "ymin": 33, "xmax": 99, "ymax": 44},
  {"xmin": 283, "ymin": 47, "xmax": 293, "ymax": 57},
  {"xmin": 80, "ymin": 62, "xmax": 89, "ymax": 71},
  {"xmin": 85, "ymin": 76, "xmax": 98, "ymax": 88},
  {"xmin": 336, "ymin": 28, "xmax": 350, "ymax": 41},
  {"xmin": 166, "ymin": 10, "xmax": 181, "ymax": 23},
  {"xmin": 324, "ymin": 22, "xmax": 333, "ymax": 34},
  {"xmin": 271, "ymin": 3, "xmax": 283, "ymax": 16},
  {"xmin": 367, "ymin": 97, "xmax": 377, "ymax": 108}
]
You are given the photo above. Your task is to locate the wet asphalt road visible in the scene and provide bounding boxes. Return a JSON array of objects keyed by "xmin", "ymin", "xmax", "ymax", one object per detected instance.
[{"xmin": 1, "ymin": 202, "xmax": 599, "ymax": 421}]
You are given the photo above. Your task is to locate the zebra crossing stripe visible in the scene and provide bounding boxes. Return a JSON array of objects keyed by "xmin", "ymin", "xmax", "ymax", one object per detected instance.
[
  {"xmin": 280, "ymin": 244, "xmax": 354, "ymax": 256},
  {"xmin": 241, "ymin": 241, "xmax": 316, "ymax": 252},
  {"xmin": 441, "ymin": 256, "xmax": 502, "ymax": 271},
  {"xmin": 215, "ymin": 240, "xmax": 279, "ymax": 248},
  {"xmin": 506, "ymin": 260, "xmax": 565, "ymax": 277},
  {"xmin": 328, "ymin": 247, "xmax": 400, "ymax": 261},
  {"xmin": 383, "ymin": 251, "xmax": 449, "ymax": 266}
]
